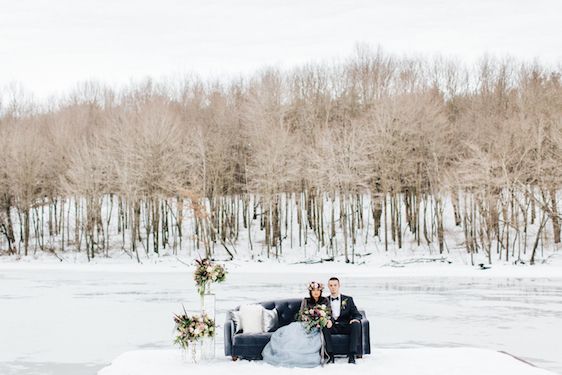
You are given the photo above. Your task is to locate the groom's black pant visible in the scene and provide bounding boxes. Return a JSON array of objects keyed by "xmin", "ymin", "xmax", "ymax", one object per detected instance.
[{"xmin": 322, "ymin": 321, "xmax": 361, "ymax": 355}]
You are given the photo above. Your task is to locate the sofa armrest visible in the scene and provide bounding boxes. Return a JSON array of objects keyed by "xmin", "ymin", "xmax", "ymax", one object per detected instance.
[
  {"xmin": 360, "ymin": 317, "xmax": 371, "ymax": 355},
  {"xmin": 356, "ymin": 309, "xmax": 371, "ymax": 355},
  {"xmin": 224, "ymin": 318, "xmax": 235, "ymax": 356}
]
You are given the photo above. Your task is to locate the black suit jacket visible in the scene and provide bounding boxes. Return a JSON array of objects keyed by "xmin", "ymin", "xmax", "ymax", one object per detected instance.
[{"xmin": 330, "ymin": 294, "xmax": 362, "ymax": 324}]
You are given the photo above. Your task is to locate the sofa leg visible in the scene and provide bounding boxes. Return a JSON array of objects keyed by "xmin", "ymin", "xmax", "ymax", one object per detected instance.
[
  {"xmin": 357, "ymin": 355, "xmax": 363, "ymax": 359},
  {"xmin": 232, "ymin": 356, "xmax": 239, "ymax": 361}
]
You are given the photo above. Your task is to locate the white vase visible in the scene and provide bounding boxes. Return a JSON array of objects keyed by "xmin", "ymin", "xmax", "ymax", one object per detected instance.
[
  {"xmin": 180, "ymin": 341, "xmax": 202, "ymax": 364},
  {"xmin": 201, "ymin": 292, "xmax": 216, "ymax": 319},
  {"xmin": 200, "ymin": 336, "xmax": 216, "ymax": 360}
]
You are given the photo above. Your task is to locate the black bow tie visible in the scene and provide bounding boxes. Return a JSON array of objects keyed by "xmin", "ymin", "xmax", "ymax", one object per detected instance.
[{"xmin": 331, "ymin": 297, "xmax": 339, "ymax": 301}]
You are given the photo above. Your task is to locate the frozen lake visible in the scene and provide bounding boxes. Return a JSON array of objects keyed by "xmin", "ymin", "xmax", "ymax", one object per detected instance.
[{"xmin": 1, "ymin": 268, "xmax": 561, "ymax": 375}]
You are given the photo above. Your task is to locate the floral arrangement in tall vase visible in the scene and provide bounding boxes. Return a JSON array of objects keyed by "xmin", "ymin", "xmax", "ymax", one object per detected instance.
[
  {"xmin": 194, "ymin": 258, "xmax": 227, "ymax": 296},
  {"xmin": 194, "ymin": 258, "xmax": 226, "ymax": 315},
  {"xmin": 174, "ymin": 309, "xmax": 216, "ymax": 363},
  {"xmin": 173, "ymin": 258, "xmax": 226, "ymax": 363}
]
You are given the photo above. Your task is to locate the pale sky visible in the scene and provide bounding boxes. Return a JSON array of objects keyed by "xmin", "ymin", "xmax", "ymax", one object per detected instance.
[{"xmin": 1, "ymin": 0, "xmax": 561, "ymax": 100}]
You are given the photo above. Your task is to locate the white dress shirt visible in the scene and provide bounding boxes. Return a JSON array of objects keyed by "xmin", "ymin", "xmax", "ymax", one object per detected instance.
[{"xmin": 330, "ymin": 294, "xmax": 341, "ymax": 320}]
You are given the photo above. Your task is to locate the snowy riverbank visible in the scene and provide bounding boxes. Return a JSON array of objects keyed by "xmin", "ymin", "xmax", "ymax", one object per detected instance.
[{"xmin": 1, "ymin": 250, "xmax": 561, "ymax": 278}]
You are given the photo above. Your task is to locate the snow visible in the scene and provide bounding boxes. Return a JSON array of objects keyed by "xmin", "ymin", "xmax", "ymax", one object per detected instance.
[
  {"xmin": 98, "ymin": 347, "xmax": 556, "ymax": 375},
  {"xmin": 2, "ymin": 251, "xmax": 562, "ymax": 278},
  {"xmin": 1, "ymin": 263, "xmax": 562, "ymax": 375}
]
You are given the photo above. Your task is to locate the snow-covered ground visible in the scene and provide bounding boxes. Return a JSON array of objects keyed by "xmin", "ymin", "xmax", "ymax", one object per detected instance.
[
  {"xmin": 1, "ymin": 258, "xmax": 561, "ymax": 375},
  {"xmin": 99, "ymin": 348, "xmax": 555, "ymax": 375},
  {"xmin": 2, "ymin": 246, "xmax": 562, "ymax": 277}
]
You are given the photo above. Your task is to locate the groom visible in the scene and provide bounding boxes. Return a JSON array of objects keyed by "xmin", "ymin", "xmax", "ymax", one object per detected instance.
[{"xmin": 322, "ymin": 277, "xmax": 362, "ymax": 364}]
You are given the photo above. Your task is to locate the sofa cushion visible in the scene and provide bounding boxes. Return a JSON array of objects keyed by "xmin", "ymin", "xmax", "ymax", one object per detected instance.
[
  {"xmin": 239, "ymin": 304, "xmax": 264, "ymax": 333},
  {"xmin": 228, "ymin": 310, "xmax": 240, "ymax": 333},
  {"xmin": 233, "ymin": 332, "xmax": 273, "ymax": 347},
  {"xmin": 262, "ymin": 307, "xmax": 278, "ymax": 332}
]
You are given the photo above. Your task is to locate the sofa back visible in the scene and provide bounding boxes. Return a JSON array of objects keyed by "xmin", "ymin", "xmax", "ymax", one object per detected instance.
[
  {"xmin": 258, "ymin": 298, "xmax": 302, "ymax": 328},
  {"xmin": 231, "ymin": 298, "xmax": 367, "ymax": 330}
]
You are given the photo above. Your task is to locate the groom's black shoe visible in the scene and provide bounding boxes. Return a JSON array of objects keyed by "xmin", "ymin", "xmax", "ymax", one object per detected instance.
[
  {"xmin": 348, "ymin": 354, "xmax": 356, "ymax": 364},
  {"xmin": 327, "ymin": 354, "xmax": 335, "ymax": 364}
]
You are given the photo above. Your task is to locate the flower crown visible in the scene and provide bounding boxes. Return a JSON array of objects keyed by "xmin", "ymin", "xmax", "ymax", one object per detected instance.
[{"xmin": 308, "ymin": 281, "xmax": 324, "ymax": 291}]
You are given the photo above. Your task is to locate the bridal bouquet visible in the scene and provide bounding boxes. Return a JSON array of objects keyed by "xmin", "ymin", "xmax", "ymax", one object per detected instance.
[
  {"xmin": 194, "ymin": 258, "xmax": 227, "ymax": 296},
  {"xmin": 300, "ymin": 304, "xmax": 331, "ymax": 333},
  {"xmin": 174, "ymin": 311, "xmax": 216, "ymax": 349}
]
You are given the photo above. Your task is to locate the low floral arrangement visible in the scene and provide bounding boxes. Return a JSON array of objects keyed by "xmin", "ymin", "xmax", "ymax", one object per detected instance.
[
  {"xmin": 194, "ymin": 258, "xmax": 227, "ymax": 296},
  {"xmin": 300, "ymin": 304, "xmax": 331, "ymax": 333},
  {"xmin": 173, "ymin": 310, "xmax": 216, "ymax": 349}
]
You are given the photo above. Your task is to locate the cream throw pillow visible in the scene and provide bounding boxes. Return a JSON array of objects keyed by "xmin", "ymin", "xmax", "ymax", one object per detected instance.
[
  {"xmin": 230, "ymin": 310, "xmax": 243, "ymax": 333},
  {"xmin": 262, "ymin": 307, "xmax": 278, "ymax": 332},
  {"xmin": 239, "ymin": 304, "xmax": 264, "ymax": 334}
]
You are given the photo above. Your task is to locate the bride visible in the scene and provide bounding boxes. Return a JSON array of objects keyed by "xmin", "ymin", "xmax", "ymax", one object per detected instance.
[{"xmin": 261, "ymin": 281, "xmax": 332, "ymax": 367}]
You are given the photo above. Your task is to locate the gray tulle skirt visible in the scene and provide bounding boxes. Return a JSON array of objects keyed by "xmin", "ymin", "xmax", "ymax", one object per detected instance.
[{"xmin": 261, "ymin": 322, "xmax": 322, "ymax": 368}]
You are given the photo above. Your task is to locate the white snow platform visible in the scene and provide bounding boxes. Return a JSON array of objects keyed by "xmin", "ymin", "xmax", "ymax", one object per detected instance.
[{"xmin": 98, "ymin": 347, "xmax": 556, "ymax": 375}]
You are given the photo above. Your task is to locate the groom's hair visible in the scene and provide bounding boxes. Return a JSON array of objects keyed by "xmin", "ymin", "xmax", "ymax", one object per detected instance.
[{"xmin": 329, "ymin": 277, "xmax": 340, "ymax": 284}]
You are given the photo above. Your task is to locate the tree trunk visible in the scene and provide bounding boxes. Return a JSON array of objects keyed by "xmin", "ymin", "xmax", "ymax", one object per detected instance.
[
  {"xmin": 23, "ymin": 206, "xmax": 30, "ymax": 256},
  {"xmin": 549, "ymin": 188, "xmax": 561, "ymax": 244}
]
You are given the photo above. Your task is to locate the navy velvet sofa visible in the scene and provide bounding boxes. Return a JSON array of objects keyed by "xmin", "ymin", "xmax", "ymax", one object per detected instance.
[{"xmin": 224, "ymin": 298, "xmax": 371, "ymax": 361}]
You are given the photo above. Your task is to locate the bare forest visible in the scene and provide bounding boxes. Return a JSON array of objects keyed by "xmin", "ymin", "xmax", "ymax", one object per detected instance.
[{"xmin": 1, "ymin": 48, "xmax": 561, "ymax": 265}]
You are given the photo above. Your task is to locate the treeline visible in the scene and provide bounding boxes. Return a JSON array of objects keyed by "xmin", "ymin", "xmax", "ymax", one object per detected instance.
[{"xmin": 0, "ymin": 47, "xmax": 560, "ymax": 264}]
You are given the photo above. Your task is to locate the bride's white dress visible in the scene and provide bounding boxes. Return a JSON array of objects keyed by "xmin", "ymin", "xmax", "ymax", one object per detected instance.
[{"xmin": 261, "ymin": 321, "xmax": 322, "ymax": 367}]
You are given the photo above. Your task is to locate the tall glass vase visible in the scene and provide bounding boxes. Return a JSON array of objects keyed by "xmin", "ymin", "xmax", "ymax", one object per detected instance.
[
  {"xmin": 199, "ymin": 282, "xmax": 216, "ymax": 360},
  {"xmin": 180, "ymin": 341, "xmax": 201, "ymax": 363},
  {"xmin": 201, "ymin": 335, "xmax": 216, "ymax": 360},
  {"xmin": 200, "ymin": 283, "xmax": 216, "ymax": 318}
]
